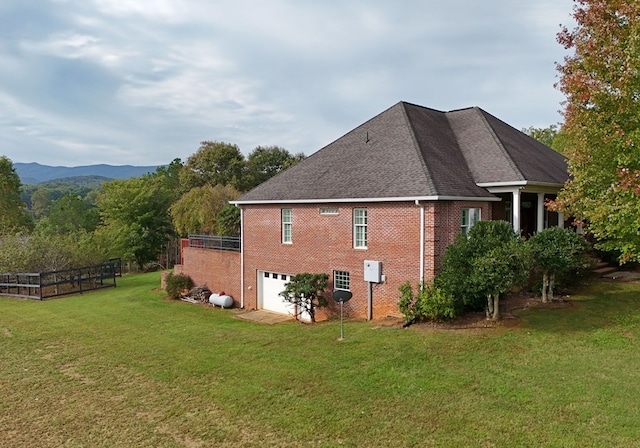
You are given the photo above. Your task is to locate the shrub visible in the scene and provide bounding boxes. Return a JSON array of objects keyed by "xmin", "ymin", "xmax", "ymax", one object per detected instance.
[
  {"xmin": 165, "ymin": 272, "xmax": 194, "ymax": 299},
  {"xmin": 528, "ymin": 227, "xmax": 590, "ymax": 302},
  {"xmin": 471, "ymin": 239, "xmax": 531, "ymax": 320},
  {"xmin": 279, "ymin": 273, "xmax": 329, "ymax": 322},
  {"xmin": 398, "ymin": 281, "xmax": 458, "ymax": 323},
  {"xmin": 435, "ymin": 220, "xmax": 526, "ymax": 319}
]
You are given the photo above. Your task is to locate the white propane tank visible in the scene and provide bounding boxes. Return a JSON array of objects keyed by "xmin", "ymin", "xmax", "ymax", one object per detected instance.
[{"xmin": 209, "ymin": 292, "xmax": 233, "ymax": 308}]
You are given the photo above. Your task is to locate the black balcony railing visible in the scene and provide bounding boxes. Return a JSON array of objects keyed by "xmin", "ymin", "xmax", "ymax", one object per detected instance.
[{"xmin": 188, "ymin": 234, "xmax": 241, "ymax": 252}]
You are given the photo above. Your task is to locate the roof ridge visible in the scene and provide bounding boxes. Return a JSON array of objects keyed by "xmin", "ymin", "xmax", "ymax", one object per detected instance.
[
  {"xmin": 399, "ymin": 102, "xmax": 438, "ymax": 195},
  {"xmin": 472, "ymin": 107, "xmax": 524, "ymax": 181}
]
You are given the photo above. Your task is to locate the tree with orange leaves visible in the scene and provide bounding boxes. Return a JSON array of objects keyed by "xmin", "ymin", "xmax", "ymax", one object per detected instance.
[{"xmin": 555, "ymin": 0, "xmax": 640, "ymax": 263}]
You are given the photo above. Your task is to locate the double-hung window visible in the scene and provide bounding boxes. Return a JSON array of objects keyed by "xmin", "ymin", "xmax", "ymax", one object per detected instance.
[
  {"xmin": 461, "ymin": 208, "xmax": 481, "ymax": 236},
  {"xmin": 353, "ymin": 208, "xmax": 368, "ymax": 248},
  {"xmin": 282, "ymin": 209, "xmax": 292, "ymax": 243}
]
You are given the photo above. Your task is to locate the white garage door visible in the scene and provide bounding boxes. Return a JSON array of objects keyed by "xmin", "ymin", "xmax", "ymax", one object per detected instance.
[{"xmin": 258, "ymin": 271, "xmax": 294, "ymax": 316}]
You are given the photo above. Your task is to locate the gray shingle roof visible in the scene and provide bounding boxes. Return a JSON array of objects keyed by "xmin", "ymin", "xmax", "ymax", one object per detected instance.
[
  {"xmin": 235, "ymin": 102, "xmax": 568, "ymax": 203},
  {"xmin": 447, "ymin": 107, "xmax": 568, "ymax": 186}
]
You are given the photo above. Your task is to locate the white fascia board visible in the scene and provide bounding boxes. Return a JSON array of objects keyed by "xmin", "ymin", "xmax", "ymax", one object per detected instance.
[
  {"xmin": 477, "ymin": 181, "xmax": 564, "ymax": 189},
  {"xmin": 231, "ymin": 195, "xmax": 501, "ymax": 206},
  {"xmin": 477, "ymin": 181, "xmax": 527, "ymax": 188}
]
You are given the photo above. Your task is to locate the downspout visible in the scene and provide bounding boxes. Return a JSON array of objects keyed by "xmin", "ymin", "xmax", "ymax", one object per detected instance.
[
  {"xmin": 415, "ymin": 200, "xmax": 425, "ymax": 284},
  {"xmin": 367, "ymin": 281, "xmax": 373, "ymax": 321},
  {"xmin": 238, "ymin": 205, "xmax": 244, "ymax": 309}
]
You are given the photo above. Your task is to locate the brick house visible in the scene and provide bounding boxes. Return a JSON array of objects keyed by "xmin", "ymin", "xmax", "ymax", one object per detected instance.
[{"xmin": 177, "ymin": 101, "xmax": 568, "ymax": 320}]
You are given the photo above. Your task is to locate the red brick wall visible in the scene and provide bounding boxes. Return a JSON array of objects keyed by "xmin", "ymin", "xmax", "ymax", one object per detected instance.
[
  {"xmin": 173, "ymin": 247, "xmax": 241, "ymax": 308},
  {"xmin": 174, "ymin": 200, "xmax": 495, "ymax": 319},
  {"xmin": 431, "ymin": 201, "xmax": 493, "ymax": 274},
  {"xmin": 240, "ymin": 200, "xmax": 493, "ymax": 320}
]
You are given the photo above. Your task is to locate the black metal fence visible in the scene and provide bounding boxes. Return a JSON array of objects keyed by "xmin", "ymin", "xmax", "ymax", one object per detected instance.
[
  {"xmin": 188, "ymin": 234, "xmax": 241, "ymax": 252},
  {"xmin": 0, "ymin": 259, "xmax": 122, "ymax": 300}
]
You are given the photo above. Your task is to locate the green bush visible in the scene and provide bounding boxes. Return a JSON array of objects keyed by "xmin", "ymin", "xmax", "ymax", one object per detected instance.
[
  {"xmin": 398, "ymin": 281, "xmax": 458, "ymax": 323},
  {"xmin": 436, "ymin": 220, "xmax": 521, "ymax": 311},
  {"xmin": 528, "ymin": 226, "xmax": 590, "ymax": 302},
  {"xmin": 165, "ymin": 272, "xmax": 194, "ymax": 299}
]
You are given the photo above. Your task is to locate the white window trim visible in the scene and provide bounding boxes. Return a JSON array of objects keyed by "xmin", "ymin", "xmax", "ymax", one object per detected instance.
[
  {"xmin": 461, "ymin": 208, "xmax": 481, "ymax": 236},
  {"xmin": 282, "ymin": 209, "xmax": 292, "ymax": 244},
  {"xmin": 353, "ymin": 208, "xmax": 368, "ymax": 249}
]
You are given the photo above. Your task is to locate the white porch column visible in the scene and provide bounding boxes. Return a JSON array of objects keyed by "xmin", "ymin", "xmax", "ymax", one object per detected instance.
[
  {"xmin": 557, "ymin": 212, "xmax": 564, "ymax": 229},
  {"xmin": 537, "ymin": 193, "xmax": 545, "ymax": 233},
  {"xmin": 512, "ymin": 189, "xmax": 521, "ymax": 234}
]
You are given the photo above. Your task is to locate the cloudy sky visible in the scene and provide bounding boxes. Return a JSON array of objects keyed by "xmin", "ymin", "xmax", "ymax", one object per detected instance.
[{"xmin": 1, "ymin": 0, "xmax": 575, "ymax": 167}]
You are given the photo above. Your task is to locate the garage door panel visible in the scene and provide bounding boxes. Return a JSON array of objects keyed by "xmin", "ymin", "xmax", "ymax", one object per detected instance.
[{"xmin": 259, "ymin": 271, "xmax": 294, "ymax": 315}]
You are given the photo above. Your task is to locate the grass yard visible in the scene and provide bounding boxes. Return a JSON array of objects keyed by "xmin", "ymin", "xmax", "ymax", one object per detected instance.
[{"xmin": 2, "ymin": 272, "xmax": 640, "ymax": 447}]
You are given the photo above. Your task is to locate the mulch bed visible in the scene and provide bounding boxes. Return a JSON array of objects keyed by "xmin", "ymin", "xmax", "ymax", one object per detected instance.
[{"xmin": 384, "ymin": 290, "xmax": 575, "ymax": 332}]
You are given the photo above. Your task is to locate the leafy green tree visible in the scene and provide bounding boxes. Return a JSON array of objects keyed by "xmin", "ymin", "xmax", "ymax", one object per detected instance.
[
  {"xmin": 555, "ymin": 1, "xmax": 640, "ymax": 263},
  {"xmin": 179, "ymin": 141, "xmax": 245, "ymax": 191},
  {"xmin": 155, "ymin": 158, "xmax": 184, "ymax": 194},
  {"xmin": 170, "ymin": 184, "xmax": 241, "ymax": 236},
  {"xmin": 279, "ymin": 273, "xmax": 329, "ymax": 322},
  {"xmin": 30, "ymin": 188, "xmax": 52, "ymax": 219},
  {"xmin": 0, "ymin": 234, "xmax": 29, "ymax": 272},
  {"xmin": 241, "ymin": 146, "xmax": 305, "ymax": 191},
  {"xmin": 0, "ymin": 156, "xmax": 33, "ymax": 234},
  {"xmin": 472, "ymin": 240, "xmax": 531, "ymax": 320},
  {"xmin": 97, "ymin": 172, "xmax": 175, "ymax": 270},
  {"xmin": 436, "ymin": 220, "xmax": 520, "ymax": 310},
  {"xmin": 528, "ymin": 227, "xmax": 589, "ymax": 303},
  {"xmin": 0, "ymin": 231, "xmax": 106, "ymax": 273},
  {"xmin": 216, "ymin": 204, "xmax": 241, "ymax": 236},
  {"xmin": 36, "ymin": 194, "xmax": 99, "ymax": 235},
  {"xmin": 523, "ymin": 125, "xmax": 570, "ymax": 154},
  {"xmin": 21, "ymin": 176, "xmax": 107, "ymax": 207},
  {"xmin": 522, "ymin": 125, "xmax": 559, "ymax": 148}
]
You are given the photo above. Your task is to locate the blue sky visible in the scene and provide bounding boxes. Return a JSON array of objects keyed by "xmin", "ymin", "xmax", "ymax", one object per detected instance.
[{"xmin": 0, "ymin": 0, "xmax": 575, "ymax": 167}]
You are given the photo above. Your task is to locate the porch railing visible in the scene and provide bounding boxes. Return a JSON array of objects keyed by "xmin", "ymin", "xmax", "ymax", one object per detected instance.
[{"xmin": 187, "ymin": 234, "xmax": 241, "ymax": 252}]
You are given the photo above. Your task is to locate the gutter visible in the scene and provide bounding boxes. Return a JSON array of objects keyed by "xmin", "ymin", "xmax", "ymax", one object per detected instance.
[{"xmin": 231, "ymin": 195, "xmax": 500, "ymax": 206}]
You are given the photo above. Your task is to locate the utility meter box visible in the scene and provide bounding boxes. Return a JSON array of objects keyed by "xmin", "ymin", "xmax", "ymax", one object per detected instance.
[{"xmin": 364, "ymin": 260, "xmax": 382, "ymax": 283}]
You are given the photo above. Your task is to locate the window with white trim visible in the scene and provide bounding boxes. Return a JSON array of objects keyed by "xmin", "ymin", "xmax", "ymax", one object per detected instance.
[
  {"xmin": 353, "ymin": 208, "xmax": 368, "ymax": 248},
  {"xmin": 282, "ymin": 209, "xmax": 292, "ymax": 243},
  {"xmin": 320, "ymin": 207, "xmax": 339, "ymax": 215},
  {"xmin": 461, "ymin": 208, "xmax": 481, "ymax": 236},
  {"xmin": 334, "ymin": 270, "xmax": 350, "ymax": 291}
]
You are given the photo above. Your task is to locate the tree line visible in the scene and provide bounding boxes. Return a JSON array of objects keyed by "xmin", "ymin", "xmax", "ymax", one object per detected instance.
[
  {"xmin": 0, "ymin": 143, "xmax": 304, "ymax": 273},
  {"xmin": 2, "ymin": 1, "xmax": 639, "ymax": 280}
]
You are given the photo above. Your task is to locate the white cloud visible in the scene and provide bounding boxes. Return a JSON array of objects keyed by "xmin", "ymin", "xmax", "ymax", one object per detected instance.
[
  {"xmin": 0, "ymin": 0, "xmax": 576, "ymax": 166},
  {"xmin": 20, "ymin": 31, "xmax": 134, "ymax": 67},
  {"xmin": 91, "ymin": 0, "xmax": 190, "ymax": 23}
]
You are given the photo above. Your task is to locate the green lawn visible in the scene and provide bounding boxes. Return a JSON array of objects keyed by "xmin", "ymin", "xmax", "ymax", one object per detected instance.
[{"xmin": 2, "ymin": 273, "xmax": 640, "ymax": 447}]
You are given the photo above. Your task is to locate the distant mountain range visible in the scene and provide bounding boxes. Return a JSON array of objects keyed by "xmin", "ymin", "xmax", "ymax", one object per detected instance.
[{"xmin": 15, "ymin": 162, "xmax": 161, "ymax": 184}]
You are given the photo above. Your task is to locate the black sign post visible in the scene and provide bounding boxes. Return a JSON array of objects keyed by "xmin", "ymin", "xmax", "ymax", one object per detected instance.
[{"xmin": 332, "ymin": 290, "xmax": 353, "ymax": 340}]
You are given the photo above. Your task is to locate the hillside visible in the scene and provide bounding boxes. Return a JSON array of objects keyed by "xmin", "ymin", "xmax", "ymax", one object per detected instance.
[{"xmin": 15, "ymin": 162, "xmax": 161, "ymax": 184}]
